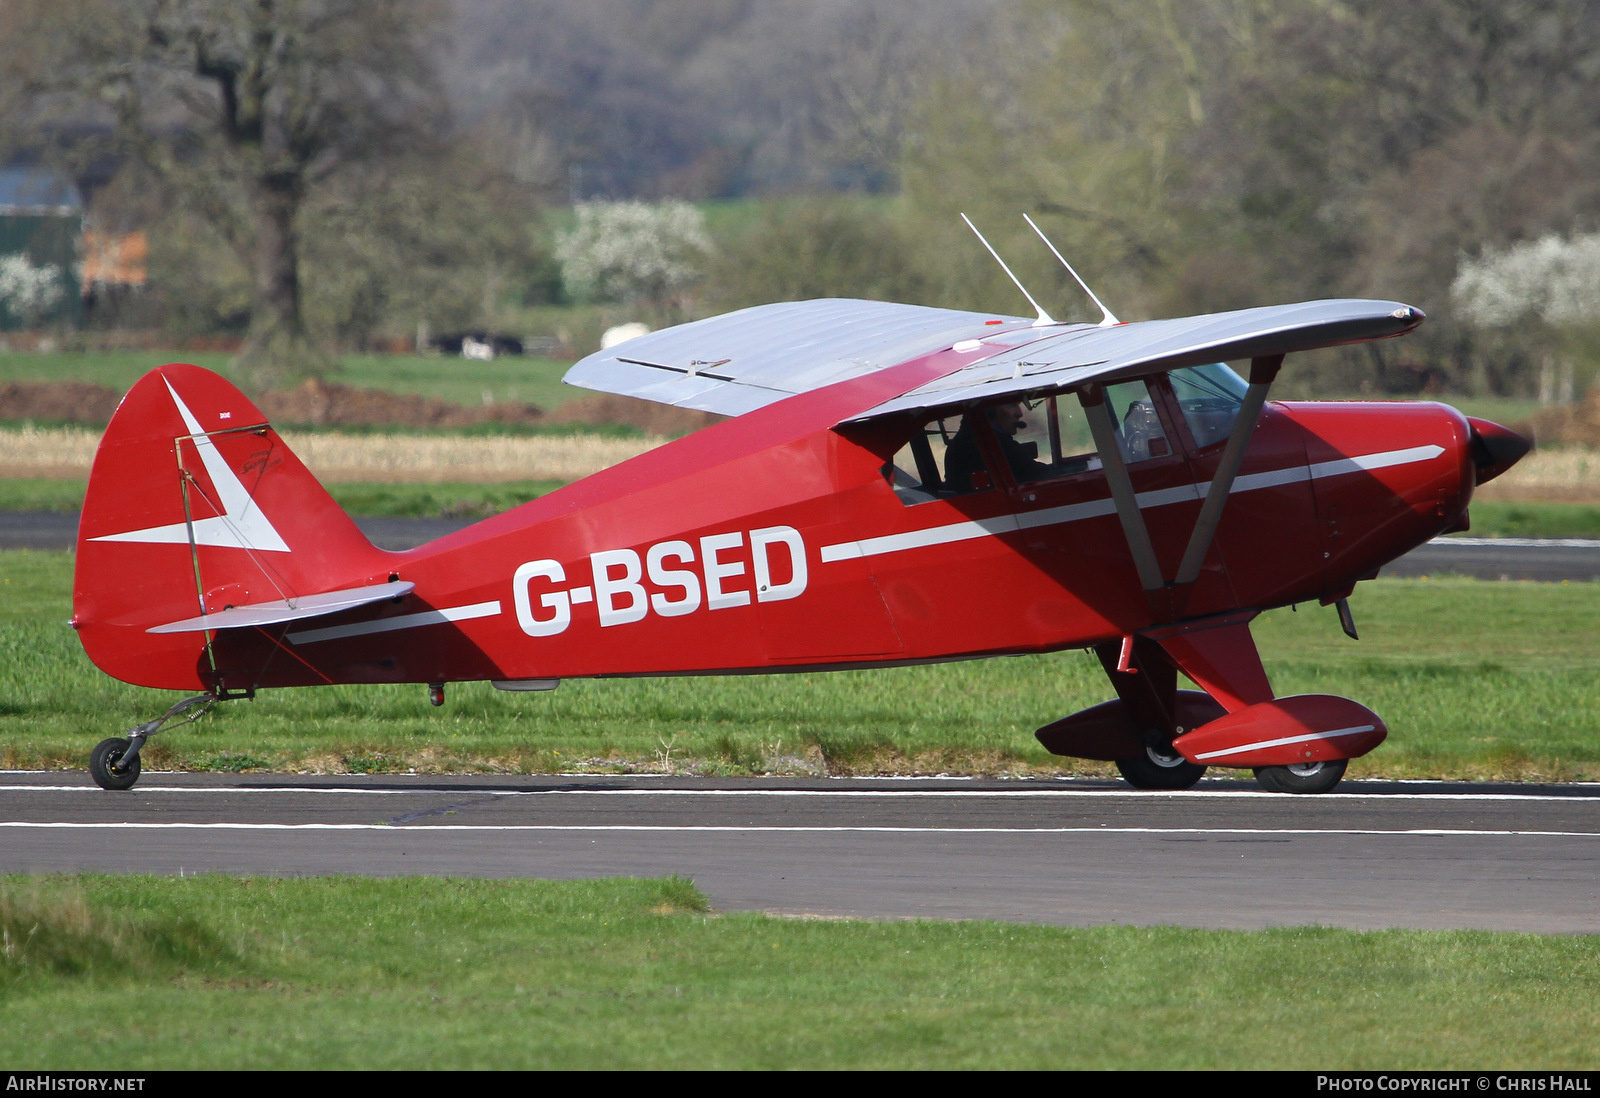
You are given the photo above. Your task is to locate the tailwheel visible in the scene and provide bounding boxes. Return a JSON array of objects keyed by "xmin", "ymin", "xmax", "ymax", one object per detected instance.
[
  {"xmin": 1115, "ymin": 743, "xmax": 1207, "ymax": 791},
  {"xmin": 1254, "ymin": 758, "xmax": 1347, "ymax": 794},
  {"xmin": 89, "ymin": 737, "xmax": 141, "ymax": 791},
  {"xmin": 87, "ymin": 693, "xmax": 217, "ymax": 791}
]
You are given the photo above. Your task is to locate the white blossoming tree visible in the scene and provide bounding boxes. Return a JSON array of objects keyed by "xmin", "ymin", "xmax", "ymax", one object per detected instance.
[
  {"xmin": 556, "ymin": 201, "xmax": 711, "ymax": 323},
  {"xmin": 0, "ymin": 253, "xmax": 67, "ymax": 329},
  {"xmin": 1452, "ymin": 233, "xmax": 1600, "ymax": 328},
  {"xmin": 1452, "ymin": 233, "xmax": 1600, "ymax": 403}
]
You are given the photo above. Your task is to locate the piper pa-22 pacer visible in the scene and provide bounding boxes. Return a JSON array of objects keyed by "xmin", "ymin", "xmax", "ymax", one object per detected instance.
[{"xmin": 70, "ymin": 218, "xmax": 1530, "ymax": 793}]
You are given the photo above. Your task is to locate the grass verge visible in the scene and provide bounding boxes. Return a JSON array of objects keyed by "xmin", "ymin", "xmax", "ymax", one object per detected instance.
[
  {"xmin": 3, "ymin": 549, "xmax": 1599, "ymax": 779},
  {"xmin": 3, "ymin": 874, "xmax": 1598, "ymax": 1069},
  {"xmin": 1448, "ymin": 499, "xmax": 1600, "ymax": 539}
]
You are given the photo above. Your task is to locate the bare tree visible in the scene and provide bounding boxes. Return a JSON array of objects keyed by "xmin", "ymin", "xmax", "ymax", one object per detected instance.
[{"xmin": 1, "ymin": 0, "xmax": 445, "ymax": 386}]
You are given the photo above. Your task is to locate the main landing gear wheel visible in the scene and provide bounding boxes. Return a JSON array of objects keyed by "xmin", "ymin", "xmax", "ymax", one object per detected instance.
[
  {"xmin": 1116, "ymin": 744, "xmax": 1207, "ymax": 791},
  {"xmin": 89, "ymin": 737, "xmax": 141, "ymax": 791},
  {"xmin": 1254, "ymin": 758, "xmax": 1347, "ymax": 795}
]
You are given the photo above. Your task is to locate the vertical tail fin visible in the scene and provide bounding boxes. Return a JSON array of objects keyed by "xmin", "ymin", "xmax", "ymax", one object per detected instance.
[{"xmin": 72, "ymin": 364, "xmax": 393, "ymax": 689}]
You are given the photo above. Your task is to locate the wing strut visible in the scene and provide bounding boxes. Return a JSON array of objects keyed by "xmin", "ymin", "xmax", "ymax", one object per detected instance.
[
  {"xmin": 1081, "ymin": 383, "xmax": 1164, "ymax": 591},
  {"xmin": 1172, "ymin": 355, "xmax": 1283, "ymax": 586},
  {"xmin": 1079, "ymin": 354, "xmax": 1283, "ymax": 596}
]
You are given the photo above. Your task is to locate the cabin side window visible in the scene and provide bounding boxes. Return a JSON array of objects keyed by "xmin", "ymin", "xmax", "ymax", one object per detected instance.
[
  {"xmin": 1168, "ymin": 363, "xmax": 1247, "ymax": 449},
  {"xmin": 884, "ymin": 382, "xmax": 1179, "ymax": 504},
  {"xmin": 1005, "ymin": 395, "xmax": 1099, "ymax": 478},
  {"xmin": 991, "ymin": 383, "xmax": 1170, "ymax": 483},
  {"xmin": 884, "ymin": 413, "xmax": 991, "ymax": 505}
]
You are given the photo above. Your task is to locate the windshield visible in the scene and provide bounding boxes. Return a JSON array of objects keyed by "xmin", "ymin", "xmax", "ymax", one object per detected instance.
[{"xmin": 1168, "ymin": 363, "xmax": 1247, "ymax": 448}]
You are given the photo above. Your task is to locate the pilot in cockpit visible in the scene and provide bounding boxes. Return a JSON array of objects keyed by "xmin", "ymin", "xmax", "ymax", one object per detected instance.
[{"xmin": 943, "ymin": 402, "xmax": 1051, "ymax": 491}]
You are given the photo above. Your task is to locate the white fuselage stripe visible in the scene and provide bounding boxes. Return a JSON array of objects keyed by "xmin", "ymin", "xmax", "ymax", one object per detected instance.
[
  {"xmin": 820, "ymin": 444, "xmax": 1444, "ymax": 563},
  {"xmin": 287, "ymin": 600, "xmax": 502, "ymax": 644},
  {"xmin": 1191, "ymin": 725, "xmax": 1378, "ymax": 762}
]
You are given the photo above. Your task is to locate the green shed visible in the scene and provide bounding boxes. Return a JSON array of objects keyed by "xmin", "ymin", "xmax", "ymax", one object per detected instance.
[{"xmin": 0, "ymin": 166, "xmax": 84, "ymax": 332}]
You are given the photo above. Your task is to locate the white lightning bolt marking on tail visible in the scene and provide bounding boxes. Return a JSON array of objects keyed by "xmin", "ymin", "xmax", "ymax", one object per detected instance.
[{"xmin": 89, "ymin": 377, "xmax": 290, "ymax": 552}]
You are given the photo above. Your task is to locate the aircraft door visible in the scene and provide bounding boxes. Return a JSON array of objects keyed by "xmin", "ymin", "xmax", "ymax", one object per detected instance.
[
  {"xmin": 985, "ymin": 384, "xmax": 1208, "ymax": 629},
  {"xmin": 1160, "ymin": 364, "xmax": 1328, "ymax": 607}
]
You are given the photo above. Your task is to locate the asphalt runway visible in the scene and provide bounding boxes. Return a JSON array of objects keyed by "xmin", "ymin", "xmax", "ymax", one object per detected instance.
[
  {"xmin": 5, "ymin": 511, "xmax": 1599, "ymax": 577},
  {"xmin": 7, "ymin": 516, "xmax": 1598, "ymax": 931},
  {"xmin": 4, "ymin": 771, "xmax": 1599, "ymax": 932}
]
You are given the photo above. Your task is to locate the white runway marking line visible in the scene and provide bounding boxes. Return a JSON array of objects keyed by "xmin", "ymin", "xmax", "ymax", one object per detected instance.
[
  {"xmin": 1, "ymin": 822, "xmax": 1598, "ymax": 838},
  {"xmin": 4, "ymin": 784, "xmax": 1600, "ymax": 804},
  {"xmin": 1430, "ymin": 537, "xmax": 1600, "ymax": 549}
]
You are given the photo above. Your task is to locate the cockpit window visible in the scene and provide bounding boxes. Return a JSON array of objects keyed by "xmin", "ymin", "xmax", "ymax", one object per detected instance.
[
  {"xmin": 1169, "ymin": 363, "xmax": 1247, "ymax": 449},
  {"xmin": 1008, "ymin": 395, "xmax": 1098, "ymax": 477},
  {"xmin": 884, "ymin": 382, "xmax": 1177, "ymax": 506},
  {"xmin": 1004, "ymin": 384, "xmax": 1170, "ymax": 473}
]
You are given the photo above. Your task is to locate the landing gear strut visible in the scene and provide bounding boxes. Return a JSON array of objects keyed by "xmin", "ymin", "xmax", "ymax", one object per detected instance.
[
  {"xmin": 89, "ymin": 693, "xmax": 216, "ymax": 791},
  {"xmin": 1095, "ymin": 638, "xmax": 1211, "ymax": 792}
]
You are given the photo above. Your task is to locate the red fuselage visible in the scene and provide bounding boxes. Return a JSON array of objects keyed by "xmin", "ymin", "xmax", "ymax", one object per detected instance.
[{"xmin": 138, "ymin": 361, "xmax": 1478, "ymax": 694}]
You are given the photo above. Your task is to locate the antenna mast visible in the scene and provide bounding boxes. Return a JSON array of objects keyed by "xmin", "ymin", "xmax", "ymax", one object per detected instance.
[
  {"xmin": 960, "ymin": 213, "xmax": 1056, "ymax": 326},
  {"xmin": 1023, "ymin": 213, "xmax": 1120, "ymax": 327}
]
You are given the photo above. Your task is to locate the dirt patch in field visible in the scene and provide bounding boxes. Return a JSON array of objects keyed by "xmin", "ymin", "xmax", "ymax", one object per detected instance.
[
  {"xmin": 0, "ymin": 378, "xmax": 721, "ymax": 435},
  {"xmin": 0, "ymin": 382, "xmax": 123, "ymax": 424},
  {"xmin": 545, "ymin": 393, "xmax": 721, "ymax": 435},
  {"xmin": 255, "ymin": 379, "xmax": 543, "ymax": 428}
]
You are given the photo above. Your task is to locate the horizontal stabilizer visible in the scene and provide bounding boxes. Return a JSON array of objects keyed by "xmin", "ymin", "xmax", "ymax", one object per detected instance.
[{"xmin": 146, "ymin": 580, "xmax": 414, "ymax": 634}]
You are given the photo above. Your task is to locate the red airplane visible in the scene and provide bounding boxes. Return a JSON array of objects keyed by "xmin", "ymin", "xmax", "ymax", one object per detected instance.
[{"xmin": 70, "ymin": 290, "xmax": 1529, "ymax": 793}]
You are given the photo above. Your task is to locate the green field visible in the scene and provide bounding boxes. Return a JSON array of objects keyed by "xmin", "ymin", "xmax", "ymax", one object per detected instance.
[
  {"xmin": 3, "ymin": 549, "xmax": 1596, "ymax": 779},
  {"xmin": 0, "ymin": 349, "xmax": 585, "ymax": 411},
  {"xmin": 3, "ymin": 874, "xmax": 1598, "ymax": 1069},
  {"xmin": 1454, "ymin": 500, "xmax": 1600, "ymax": 539}
]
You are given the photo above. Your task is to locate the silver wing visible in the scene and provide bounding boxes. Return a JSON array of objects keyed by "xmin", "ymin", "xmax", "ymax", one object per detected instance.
[
  {"xmin": 844, "ymin": 299, "xmax": 1423, "ymax": 422},
  {"xmin": 562, "ymin": 299, "xmax": 1034, "ymax": 417},
  {"xmin": 562, "ymin": 297, "xmax": 1423, "ymax": 423}
]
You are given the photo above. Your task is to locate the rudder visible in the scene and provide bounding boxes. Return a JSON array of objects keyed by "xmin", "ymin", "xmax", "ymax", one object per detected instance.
[{"xmin": 72, "ymin": 364, "xmax": 394, "ymax": 689}]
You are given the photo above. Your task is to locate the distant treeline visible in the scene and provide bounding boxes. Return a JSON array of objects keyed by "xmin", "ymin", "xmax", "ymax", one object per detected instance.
[{"xmin": 3, "ymin": 1, "xmax": 1599, "ymax": 399}]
